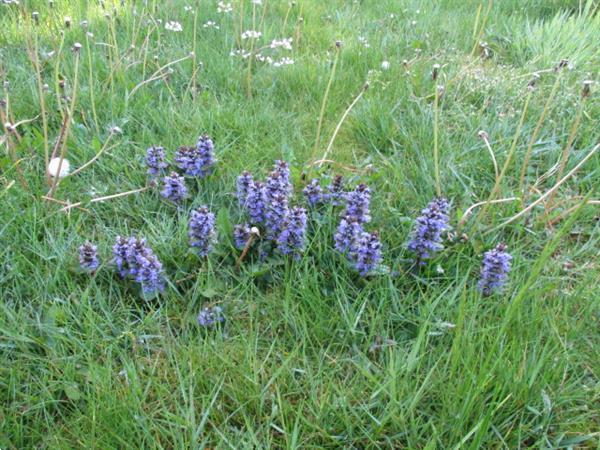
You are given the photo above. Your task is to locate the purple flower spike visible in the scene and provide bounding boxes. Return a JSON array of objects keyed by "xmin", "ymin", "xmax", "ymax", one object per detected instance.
[
  {"xmin": 195, "ymin": 134, "xmax": 216, "ymax": 177},
  {"xmin": 236, "ymin": 171, "xmax": 254, "ymax": 207},
  {"xmin": 277, "ymin": 207, "xmax": 307, "ymax": 258},
  {"xmin": 113, "ymin": 236, "xmax": 165, "ymax": 295},
  {"xmin": 265, "ymin": 192, "xmax": 289, "ymax": 239},
  {"xmin": 303, "ymin": 179, "xmax": 323, "ymax": 207},
  {"xmin": 113, "ymin": 236, "xmax": 130, "ymax": 277},
  {"xmin": 188, "ymin": 206, "xmax": 216, "ymax": 256},
  {"xmin": 343, "ymin": 184, "xmax": 371, "ymax": 224},
  {"xmin": 407, "ymin": 197, "xmax": 450, "ymax": 265},
  {"xmin": 334, "ymin": 217, "xmax": 363, "ymax": 254},
  {"xmin": 478, "ymin": 243, "xmax": 512, "ymax": 296},
  {"xmin": 234, "ymin": 223, "xmax": 251, "ymax": 249},
  {"xmin": 355, "ymin": 231, "xmax": 382, "ymax": 276},
  {"xmin": 246, "ymin": 181, "xmax": 267, "ymax": 224},
  {"xmin": 197, "ymin": 306, "xmax": 225, "ymax": 327},
  {"xmin": 174, "ymin": 146, "xmax": 197, "ymax": 175},
  {"xmin": 145, "ymin": 146, "xmax": 168, "ymax": 177},
  {"xmin": 79, "ymin": 241, "xmax": 99, "ymax": 272},
  {"xmin": 134, "ymin": 252, "xmax": 165, "ymax": 295},
  {"xmin": 125, "ymin": 237, "xmax": 151, "ymax": 277},
  {"xmin": 161, "ymin": 172, "xmax": 187, "ymax": 204},
  {"xmin": 174, "ymin": 135, "xmax": 215, "ymax": 177},
  {"xmin": 326, "ymin": 175, "xmax": 345, "ymax": 206},
  {"xmin": 265, "ymin": 160, "xmax": 292, "ymax": 199}
]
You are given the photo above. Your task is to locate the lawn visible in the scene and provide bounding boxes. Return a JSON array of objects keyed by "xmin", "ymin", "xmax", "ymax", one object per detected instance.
[{"xmin": 0, "ymin": 0, "xmax": 598, "ymax": 448}]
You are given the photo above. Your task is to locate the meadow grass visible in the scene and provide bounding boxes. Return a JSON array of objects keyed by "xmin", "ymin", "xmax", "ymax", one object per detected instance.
[{"xmin": 0, "ymin": 0, "xmax": 599, "ymax": 448}]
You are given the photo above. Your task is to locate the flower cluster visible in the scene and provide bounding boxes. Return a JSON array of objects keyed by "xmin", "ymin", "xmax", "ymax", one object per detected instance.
[
  {"xmin": 333, "ymin": 183, "xmax": 381, "ymax": 276},
  {"xmin": 145, "ymin": 146, "xmax": 168, "ymax": 177},
  {"xmin": 161, "ymin": 172, "xmax": 187, "ymax": 204},
  {"xmin": 276, "ymin": 207, "xmax": 307, "ymax": 258},
  {"xmin": 326, "ymin": 175, "xmax": 346, "ymax": 206},
  {"xmin": 188, "ymin": 206, "xmax": 216, "ymax": 256},
  {"xmin": 303, "ymin": 179, "xmax": 324, "ymax": 207},
  {"xmin": 144, "ymin": 134, "xmax": 216, "ymax": 206},
  {"xmin": 217, "ymin": 1, "xmax": 232, "ymax": 13},
  {"xmin": 355, "ymin": 231, "xmax": 382, "ymax": 276},
  {"xmin": 175, "ymin": 135, "xmax": 215, "ymax": 177},
  {"xmin": 407, "ymin": 197, "xmax": 450, "ymax": 264},
  {"xmin": 79, "ymin": 242, "xmax": 99, "ymax": 272},
  {"xmin": 241, "ymin": 30, "xmax": 261, "ymax": 40},
  {"xmin": 233, "ymin": 223, "xmax": 252, "ymax": 249},
  {"xmin": 478, "ymin": 243, "xmax": 512, "ymax": 296},
  {"xmin": 234, "ymin": 160, "xmax": 310, "ymax": 258},
  {"xmin": 112, "ymin": 236, "xmax": 165, "ymax": 296},
  {"xmin": 236, "ymin": 171, "xmax": 254, "ymax": 207},
  {"xmin": 197, "ymin": 306, "xmax": 225, "ymax": 327}
]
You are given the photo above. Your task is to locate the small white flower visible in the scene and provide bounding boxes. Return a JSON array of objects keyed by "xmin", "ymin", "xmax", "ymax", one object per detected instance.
[
  {"xmin": 252, "ymin": 0, "xmax": 262, "ymax": 4},
  {"xmin": 48, "ymin": 157, "xmax": 70, "ymax": 178},
  {"xmin": 381, "ymin": 60, "xmax": 390, "ymax": 70},
  {"xmin": 203, "ymin": 21, "xmax": 220, "ymax": 29},
  {"xmin": 270, "ymin": 38, "xmax": 293, "ymax": 50},
  {"xmin": 184, "ymin": 5, "xmax": 193, "ymax": 12},
  {"xmin": 272, "ymin": 57, "xmax": 294, "ymax": 67},
  {"xmin": 241, "ymin": 30, "xmax": 261, "ymax": 40},
  {"xmin": 358, "ymin": 36, "xmax": 370, "ymax": 48},
  {"xmin": 230, "ymin": 49, "xmax": 251, "ymax": 59},
  {"xmin": 255, "ymin": 54, "xmax": 273, "ymax": 64},
  {"xmin": 165, "ymin": 21, "xmax": 182, "ymax": 32},
  {"xmin": 217, "ymin": 1, "xmax": 232, "ymax": 13}
]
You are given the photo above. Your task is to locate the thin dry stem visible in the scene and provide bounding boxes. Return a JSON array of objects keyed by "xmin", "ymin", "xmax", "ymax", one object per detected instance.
[{"xmin": 491, "ymin": 143, "xmax": 599, "ymax": 232}]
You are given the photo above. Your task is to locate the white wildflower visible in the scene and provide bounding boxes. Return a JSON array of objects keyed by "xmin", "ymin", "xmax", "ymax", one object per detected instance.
[
  {"xmin": 241, "ymin": 30, "xmax": 262, "ymax": 40},
  {"xmin": 381, "ymin": 60, "xmax": 390, "ymax": 70},
  {"xmin": 230, "ymin": 49, "xmax": 251, "ymax": 59},
  {"xmin": 217, "ymin": 1, "xmax": 232, "ymax": 13},
  {"xmin": 272, "ymin": 57, "xmax": 294, "ymax": 67},
  {"xmin": 184, "ymin": 5, "xmax": 193, "ymax": 13},
  {"xmin": 48, "ymin": 157, "xmax": 71, "ymax": 178},
  {"xmin": 252, "ymin": 0, "xmax": 262, "ymax": 4},
  {"xmin": 165, "ymin": 21, "xmax": 182, "ymax": 32},
  {"xmin": 203, "ymin": 21, "xmax": 220, "ymax": 29},
  {"xmin": 270, "ymin": 38, "xmax": 293, "ymax": 50},
  {"xmin": 255, "ymin": 54, "xmax": 273, "ymax": 64},
  {"xmin": 358, "ymin": 36, "xmax": 370, "ymax": 48}
]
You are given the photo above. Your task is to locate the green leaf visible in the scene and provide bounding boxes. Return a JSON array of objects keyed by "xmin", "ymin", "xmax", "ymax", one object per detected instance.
[
  {"xmin": 64, "ymin": 385, "xmax": 81, "ymax": 401},
  {"xmin": 216, "ymin": 208, "xmax": 233, "ymax": 239},
  {"xmin": 201, "ymin": 288, "xmax": 219, "ymax": 298}
]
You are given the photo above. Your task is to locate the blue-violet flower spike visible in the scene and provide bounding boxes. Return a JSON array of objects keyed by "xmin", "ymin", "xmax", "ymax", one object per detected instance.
[
  {"xmin": 188, "ymin": 206, "xmax": 216, "ymax": 256},
  {"xmin": 334, "ymin": 217, "xmax": 363, "ymax": 254},
  {"xmin": 277, "ymin": 207, "xmax": 307, "ymax": 258},
  {"xmin": 79, "ymin": 241, "xmax": 99, "ymax": 272},
  {"xmin": 145, "ymin": 146, "xmax": 168, "ymax": 177},
  {"xmin": 303, "ymin": 179, "xmax": 323, "ymax": 207},
  {"xmin": 343, "ymin": 184, "xmax": 371, "ymax": 223},
  {"xmin": 236, "ymin": 171, "xmax": 254, "ymax": 207},
  {"xmin": 161, "ymin": 172, "xmax": 187, "ymax": 204},
  {"xmin": 355, "ymin": 231, "xmax": 382, "ymax": 276},
  {"xmin": 407, "ymin": 197, "xmax": 450, "ymax": 265},
  {"xmin": 478, "ymin": 243, "xmax": 512, "ymax": 296},
  {"xmin": 197, "ymin": 306, "xmax": 225, "ymax": 327}
]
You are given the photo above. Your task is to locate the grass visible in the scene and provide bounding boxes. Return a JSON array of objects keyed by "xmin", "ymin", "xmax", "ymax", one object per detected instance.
[{"xmin": 1, "ymin": 0, "xmax": 599, "ymax": 447}]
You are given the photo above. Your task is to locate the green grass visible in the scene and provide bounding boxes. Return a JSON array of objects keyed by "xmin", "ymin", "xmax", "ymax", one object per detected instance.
[{"xmin": 1, "ymin": 0, "xmax": 599, "ymax": 448}]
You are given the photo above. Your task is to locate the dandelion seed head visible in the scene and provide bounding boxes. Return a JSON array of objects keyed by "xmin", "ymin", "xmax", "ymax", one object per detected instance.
[{"xmin": 48, "ymin": 157, "xmax": 71, "ymax": 178}]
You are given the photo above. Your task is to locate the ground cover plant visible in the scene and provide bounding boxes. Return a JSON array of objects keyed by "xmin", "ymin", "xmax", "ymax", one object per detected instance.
[{"xmin": 0, "ymin": 0, "xmax": 599, "ymax": 447}]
